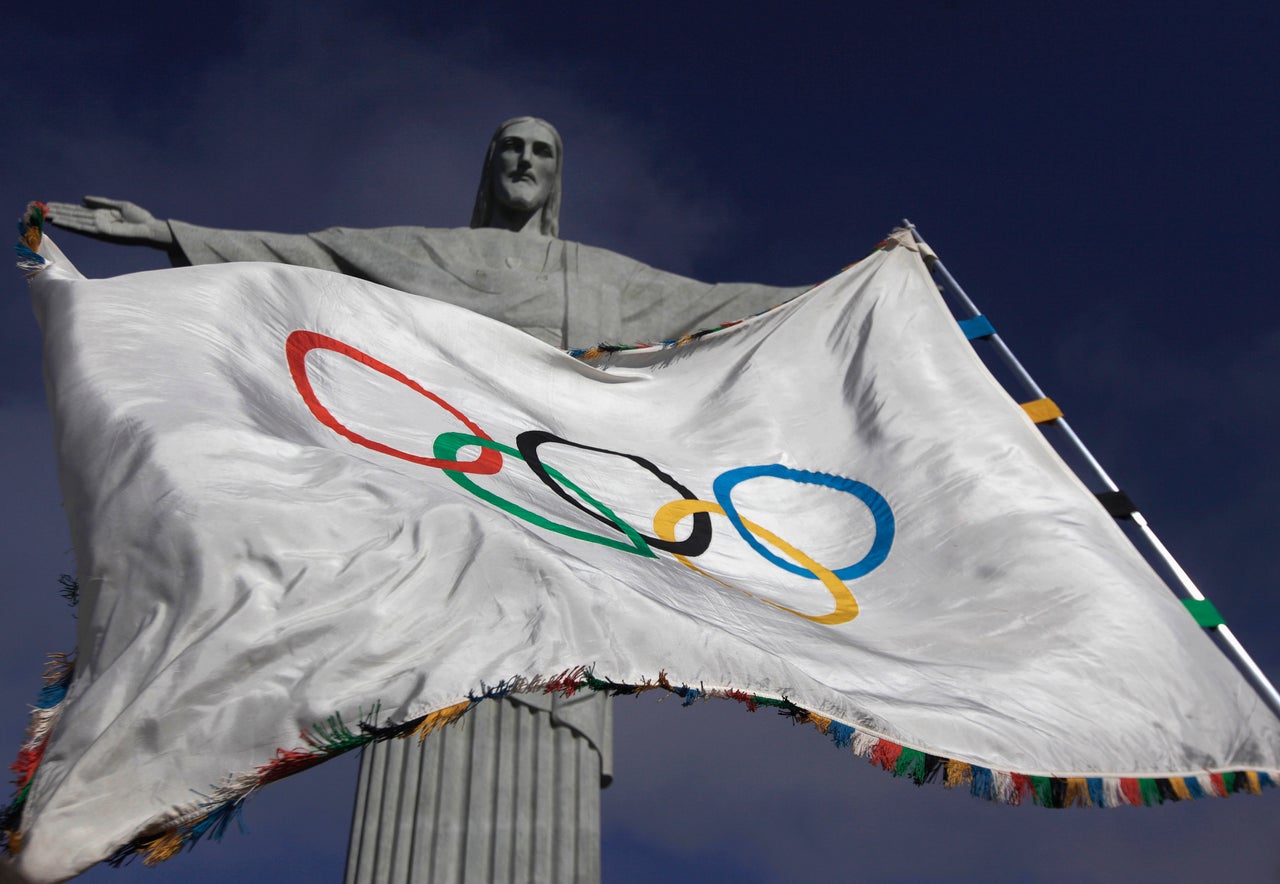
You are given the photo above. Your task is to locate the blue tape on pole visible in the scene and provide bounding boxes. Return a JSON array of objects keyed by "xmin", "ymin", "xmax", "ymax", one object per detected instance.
[{"xmin": 958, "ymin": 315, "xmax": 995, "ymax": 340}]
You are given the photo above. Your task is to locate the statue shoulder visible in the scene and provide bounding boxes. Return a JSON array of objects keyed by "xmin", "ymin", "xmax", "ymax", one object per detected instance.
[
  {"xmin": 311, "ymin": 226, "xmax": 653, "ymax": 271},
  {"xmin": 314, "ymin": 225, "xmax": 543, "ymax": 250},
  {"xmin": 312, "ymin": 224, "xmax": 459, "ymax": 243},
  {"xmin": 307, "ymin": 225, "xmax": 481, "ymax": 261},
  {"xmin": 571, "ymin": 238, "xmax": 659, "ymax": 284},
  {"xmin": 306, "ymin": 225, "xmax": 669, "ymax": 292}
]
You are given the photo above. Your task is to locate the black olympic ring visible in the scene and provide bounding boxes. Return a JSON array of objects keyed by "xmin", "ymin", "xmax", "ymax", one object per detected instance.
[{"xmin": 515, "ymin": 430, "xmax": 713, "ymax": 556}]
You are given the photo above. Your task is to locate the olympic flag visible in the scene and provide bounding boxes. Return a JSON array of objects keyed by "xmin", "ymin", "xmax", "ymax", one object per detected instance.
[{"xmin": 7, "ymin": 231, "xmax": 1279, "ymax": 881}]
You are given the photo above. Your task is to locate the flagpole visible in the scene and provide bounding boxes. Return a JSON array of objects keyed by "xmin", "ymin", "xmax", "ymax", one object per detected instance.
[{"xmin": 901, "ymin": 219, "xmax": 1280, "ymax": 720}]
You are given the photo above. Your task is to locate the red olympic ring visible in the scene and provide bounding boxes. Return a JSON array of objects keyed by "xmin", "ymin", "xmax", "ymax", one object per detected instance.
[{"xmin": 285, "ymin": 330, "xmax": 502, "ymax": 474}]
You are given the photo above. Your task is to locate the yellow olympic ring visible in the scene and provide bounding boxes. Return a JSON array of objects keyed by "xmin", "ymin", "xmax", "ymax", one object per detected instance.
[{"xmin": 653, "ymin": 499, "xmax": 859, "ymax": 626}]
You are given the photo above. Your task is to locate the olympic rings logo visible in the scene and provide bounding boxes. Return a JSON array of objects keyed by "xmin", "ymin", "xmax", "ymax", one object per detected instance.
[{"xmin": 286, "ymin": 331, "xmax": 895, "ymax": 626}]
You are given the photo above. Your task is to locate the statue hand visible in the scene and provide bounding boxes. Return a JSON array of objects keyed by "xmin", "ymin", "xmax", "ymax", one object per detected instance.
[{"xmin": 46, "ymin": 196, "xmax": 174, "ymax": 247}]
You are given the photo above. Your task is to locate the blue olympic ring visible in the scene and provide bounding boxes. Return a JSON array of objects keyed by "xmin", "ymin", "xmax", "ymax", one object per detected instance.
[{"xmin": 712, "ymin": 464, "xmax": 895, "ymax": 580}]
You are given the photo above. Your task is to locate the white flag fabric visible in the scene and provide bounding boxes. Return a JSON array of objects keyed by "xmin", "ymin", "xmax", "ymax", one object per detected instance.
[{"xmin": 7, "ymin": 232, "xmax": 1279, "ymax": 881}]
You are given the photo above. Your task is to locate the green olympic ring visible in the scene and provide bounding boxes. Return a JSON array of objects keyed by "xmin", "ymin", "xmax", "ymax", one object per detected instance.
[{"xmin": 433, "ymin": 432, "xmax": 656, "ymax": 558}]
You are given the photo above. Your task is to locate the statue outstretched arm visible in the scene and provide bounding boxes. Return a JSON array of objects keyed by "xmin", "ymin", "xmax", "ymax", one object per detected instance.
[
  {"xmin": 46, "ymin": 197, "xmax": 174, "ymax": 248},
  {"xmin": 619, "ymin": 262, "xmax": 811, "ymax": 342},
  {"xmin": 45, "ymin": 200, "xmax": 348, "ymax": 271}
]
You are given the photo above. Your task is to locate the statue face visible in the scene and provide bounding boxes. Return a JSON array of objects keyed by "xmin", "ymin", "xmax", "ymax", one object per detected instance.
[{"xmin": 489, "ymin": 120, "xmax": 558, "ymax": 213}]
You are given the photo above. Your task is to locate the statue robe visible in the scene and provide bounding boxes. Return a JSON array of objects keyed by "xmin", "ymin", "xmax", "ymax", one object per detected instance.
[{"xmin": 169, "ymin": 222, "xmax": 809, "ymax": 348}]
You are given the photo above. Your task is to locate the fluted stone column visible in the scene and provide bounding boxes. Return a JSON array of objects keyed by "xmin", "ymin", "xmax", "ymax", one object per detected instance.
[{"xmin": 345, "ymin": 692, "xmax": 611, "ymax": 883}]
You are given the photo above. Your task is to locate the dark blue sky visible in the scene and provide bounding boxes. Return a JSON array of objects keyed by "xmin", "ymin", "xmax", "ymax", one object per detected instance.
[{"xmin": 2, "ymin": 3, "xmax": 1278, "ymax": 881}]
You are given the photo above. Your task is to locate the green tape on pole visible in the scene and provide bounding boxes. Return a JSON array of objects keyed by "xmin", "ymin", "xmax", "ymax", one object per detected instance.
[{"xmin": 1182, "ymin": 598, "xmax": 1225, "ymax": 628}]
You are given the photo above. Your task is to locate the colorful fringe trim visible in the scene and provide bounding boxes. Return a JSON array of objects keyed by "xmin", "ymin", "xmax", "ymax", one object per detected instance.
[
  {"xmin": 14, "ymin": 201, "xmax": 48, "ymax": 272},
  {"xmin": 568, "ymin": 308, "xmax": 785, "ymax": 361},
  {"xmin": 0, "ymin": 652, "xmax": 75, "ymax": 856},
  {"xmin": 5, "ymin": 662, "xmax": 1271, "ymax": 869}
]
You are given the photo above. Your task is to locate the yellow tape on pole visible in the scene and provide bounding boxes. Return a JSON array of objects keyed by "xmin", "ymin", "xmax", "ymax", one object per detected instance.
[{"xmin": 1020, "ymin": 397, "xmax": 1063, "ymax": 424}]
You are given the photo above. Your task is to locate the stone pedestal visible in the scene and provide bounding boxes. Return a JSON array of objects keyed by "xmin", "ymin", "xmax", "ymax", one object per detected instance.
[{"xmin": 345, "ymin": 693, "xmax": 611, "ymax": 883}]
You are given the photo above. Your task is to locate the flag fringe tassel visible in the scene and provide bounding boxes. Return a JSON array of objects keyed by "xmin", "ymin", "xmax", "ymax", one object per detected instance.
[
  {"xmin": 14, "ymin": 202, "xmax": 47, "ymax": 273},
  {"xmin": 0, "ymin": 652, "xmax": 75, "ymax": 854},
  {"xmin": 4, "ymin": 661, "xmax": 1277, "ymax": 867}
]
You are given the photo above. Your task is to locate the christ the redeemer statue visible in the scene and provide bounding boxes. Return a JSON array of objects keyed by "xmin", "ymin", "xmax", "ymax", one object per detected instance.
[{"xmin": 48, "ymin": 117, "xmax": 807, "ymax": 883}]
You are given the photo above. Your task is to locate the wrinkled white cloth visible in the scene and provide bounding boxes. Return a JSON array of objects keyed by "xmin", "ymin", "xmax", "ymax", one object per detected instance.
[{"xmin": 13, "ymin": 236, "xmax": 1279, "ymax": 881}]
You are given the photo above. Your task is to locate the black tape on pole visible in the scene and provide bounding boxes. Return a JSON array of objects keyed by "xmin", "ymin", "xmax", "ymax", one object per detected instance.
[{"xmin": 1096, "ymin": 490, "xmax": 1137, "ymax": 520}]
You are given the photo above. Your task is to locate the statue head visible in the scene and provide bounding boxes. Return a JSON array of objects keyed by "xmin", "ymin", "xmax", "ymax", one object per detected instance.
[{"xmin": 470, "ymin": 117, "xmax": 563, "ymax": 237}]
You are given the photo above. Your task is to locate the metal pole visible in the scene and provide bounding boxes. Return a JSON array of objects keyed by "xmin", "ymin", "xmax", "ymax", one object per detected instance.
[{"xmin": 900, "ymin": 219, "xmax": 1280, "ymax": 719}]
